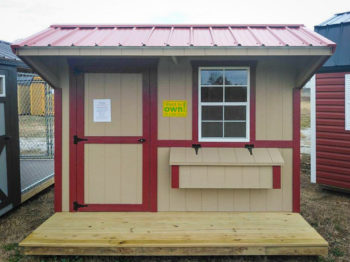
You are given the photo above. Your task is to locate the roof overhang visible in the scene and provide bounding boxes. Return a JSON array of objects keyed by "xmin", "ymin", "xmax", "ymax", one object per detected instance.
[
  {"xmin": 13, "ymin": 46, "xmax": 334, "ymax": 57},
  {"xmin": 13, "ymin": 46, "xmax": 334, "ymax": 90}
]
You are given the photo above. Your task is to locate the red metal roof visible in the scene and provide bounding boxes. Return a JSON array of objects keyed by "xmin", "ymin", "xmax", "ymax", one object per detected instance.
[{"xmin": 12, "ymin": 24, "xmax": 335, "ymax": 48}]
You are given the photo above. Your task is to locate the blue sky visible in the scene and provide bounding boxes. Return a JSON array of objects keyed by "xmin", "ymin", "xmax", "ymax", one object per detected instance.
[{"xmin": 1, "ymin": 0, "xmax": 349, "ymax": 42}]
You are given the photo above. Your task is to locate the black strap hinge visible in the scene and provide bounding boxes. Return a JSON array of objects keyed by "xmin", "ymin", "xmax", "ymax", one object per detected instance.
[
  {"xmin": 245, "ymin": 144, "xmax": 254, "ymax": 155},
  {"xmin": 73, "ymin": 135, "xmax": 88, "ymax": 144},
  {"xmin": 73, "ymin": 201, "xmax": 88, "ymax": 211},
  {"xmin": 192, "ymin": 144, "xmax": 201, "ymax": 155}
]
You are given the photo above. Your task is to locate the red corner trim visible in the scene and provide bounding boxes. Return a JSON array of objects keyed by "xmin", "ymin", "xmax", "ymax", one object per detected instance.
[
  {"xmin": 250, "ymin": 65, "xmax": 256, "ymax": 143},
  {"xmin": 70, "ymin": 66, "xmax": 155, "ymax": 212},
  {"xmin": 192, "ymin": 66, "xmax": 199, "ymax": 143},
  {"xmin": 293, "ymin": 88, "xmax": 301, "ymax": 212},
  {"xmin": 54, "ymin": 88, "xmax": 62, "ymax": 212},
  {"xmin": 149, "ymin": 66, "xmax": 158, "ymax": 211},
  {"xmin": 171, "ymin": 165, "xmax": 179, "ymax": 188},
  {"xmin": 273, "ymin": 166, "xmax": 281, "ymax": 189},
  {"xmin": 69, "ymin": 71, "xmax": 78, "ymax": 212}
]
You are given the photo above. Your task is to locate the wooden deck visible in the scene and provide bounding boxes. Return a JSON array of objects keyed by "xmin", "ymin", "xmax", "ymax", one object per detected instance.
[{"xmin": 20, "ymin": 212, "xmax": 328, "ymax": 257}]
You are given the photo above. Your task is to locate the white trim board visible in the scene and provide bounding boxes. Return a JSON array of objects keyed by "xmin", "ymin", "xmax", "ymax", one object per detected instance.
[
  {"xmin": 345, "ymin": 74, "xmax": 350, "ymax": 131},
  {"xmin": 309, "ymin": 75, "xmax": 316, "ymax": 183},
  {"xmin": 15, "ymin": 46, "xmax": 334, "ymax": 57}
]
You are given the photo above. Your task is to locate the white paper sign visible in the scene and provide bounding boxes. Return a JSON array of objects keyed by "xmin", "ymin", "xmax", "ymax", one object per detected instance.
[{"xmin": 93, "ymin": 99, "xmax": 111, "ymax": 122}]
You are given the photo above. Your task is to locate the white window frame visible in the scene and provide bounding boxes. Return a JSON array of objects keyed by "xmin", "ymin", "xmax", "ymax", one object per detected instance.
[
  {"xmin": 198, "ymin": 67, "xmax": 250, "ymax": 142},
  {"xmin": 0, "ymin": 75, "xmax": 5, "ymax": 97}
]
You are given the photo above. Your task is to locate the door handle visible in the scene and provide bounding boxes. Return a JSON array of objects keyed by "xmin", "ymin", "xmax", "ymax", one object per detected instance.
[
  {"xmin": 138, "ymin": 138, "xmax": 146, "ymax": 143},
  {"xmin": 0, "ymin": 135, "xmax": 11, "ymax": 141}
]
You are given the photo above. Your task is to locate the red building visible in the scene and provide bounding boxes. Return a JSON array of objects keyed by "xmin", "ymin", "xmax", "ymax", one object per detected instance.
[{"xmin": 312, "ymin": 12, "xmax": 350, "ymax": 190}]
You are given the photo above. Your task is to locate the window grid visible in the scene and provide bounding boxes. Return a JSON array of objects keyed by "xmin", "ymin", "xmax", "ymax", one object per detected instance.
[{"xmin": 198, "ymin": 67, "xmax": 250, "ymax": 142}]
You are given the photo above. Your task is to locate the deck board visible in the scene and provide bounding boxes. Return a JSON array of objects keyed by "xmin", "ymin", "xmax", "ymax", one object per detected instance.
[{"xmin": 20, "ymin": 212, "xmax": 328, "ymax": 256}]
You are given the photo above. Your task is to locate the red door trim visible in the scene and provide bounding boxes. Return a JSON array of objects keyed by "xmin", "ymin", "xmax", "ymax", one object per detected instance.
[
  {"xmin": 76, "ymin": 74, "xmax": 85, "ymax": 207},
  {"xmin": 272, "ymin": 166, "xmax": 281, "ymax": 189},
  {"xmin": 73, "ymin": 71, "xmax": 151, "ymax": 212},
  {"xmin": 156, "ymin": 140, "xmax": 293, "ymax": 148},
  {"xmin": 69, "ymin": 71, "xmax": 78, "ymax": 212},
  {"xmin": 171, "ymin": 166, "xmax": 180, "ymax": 188},
  {"xmin": 54, "ymin": 88, "xmax": 62, "ymax": 212},
  {"xmin": 292, "ymin": 88, "xmax": 301, "ymax": 212},
  {"xmin": 149, "ymin": 66, "xmax": 158, "ymax": 211}
]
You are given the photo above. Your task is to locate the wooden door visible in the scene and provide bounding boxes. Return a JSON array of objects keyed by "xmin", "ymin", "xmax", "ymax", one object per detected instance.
[
  {"xmin": 74, "ymin": 73, "xmax": 150, "ymax": 211},
  {"xmin": 0, "ymin": 67, "xmax": 21, "ymax": 216}
]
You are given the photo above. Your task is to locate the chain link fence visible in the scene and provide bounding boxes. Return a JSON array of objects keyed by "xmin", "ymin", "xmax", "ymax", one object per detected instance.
[
  {"xmin": 18, "ymin": 73, "xmax": 54, "ymax": 159},
  {"xmin": 17, "ymin": 72, "xmax": 55, "ymax": 193}
]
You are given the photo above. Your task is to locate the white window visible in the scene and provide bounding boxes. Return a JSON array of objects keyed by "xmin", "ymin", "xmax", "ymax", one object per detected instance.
[
  {"xmin": 198, "ymin": 67, "xmax": 250, "ymax": 142},
  {"xmin": 0, "ymin": 75, "xmax": 5, "ymax": 97},
  {"xmin": 345, "ymin": 74, "xmax": 350, "ymax": 131}
]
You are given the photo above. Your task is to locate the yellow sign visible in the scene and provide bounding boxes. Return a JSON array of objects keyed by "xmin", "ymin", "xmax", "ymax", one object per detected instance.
[{"xmin": 162, "ymin": 100, "xmax": 187, "ymax": 117}]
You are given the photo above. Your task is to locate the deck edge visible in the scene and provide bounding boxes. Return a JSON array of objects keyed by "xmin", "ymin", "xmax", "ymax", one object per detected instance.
[{"xmin": 21, "ymin": 246, "xmax": 328, "ymax": 257}]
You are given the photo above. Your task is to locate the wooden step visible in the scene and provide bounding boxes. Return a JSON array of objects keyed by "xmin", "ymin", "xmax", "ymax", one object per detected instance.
[{"xmin": 20, "ymin": 212, "xmax": 328, "ymax": 257}]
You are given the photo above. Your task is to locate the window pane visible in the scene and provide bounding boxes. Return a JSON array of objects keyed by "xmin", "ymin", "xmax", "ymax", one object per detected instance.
[
  {"xmin": 225, "ymin": 70, "xmax": 247, "ymax": 85},
  {"xmin": 202, "ymin": 106, "xmax": 223, "ymax": 120},
  {"xmin": 0, "ymin": 103, "xmax": 5, "ymax": 136},
  {"xmin": 225, "ymin": 86, "xmax": 247, "ymax": 102},
  {"xmin": 0, "ymin": 147, "xmax": 8, "ymax": 196},
  {"xmin": 201, "ymin": 70, "xmax": 223, "ymax": 85},
  {"xmin": 224, "ymin": 106, "xmax": 246, "ymax": 120},
  {"xmin": 201, "ymin": 86, "xmax": 223, "ymax": 102},
  {"xmin": 224, "ymin": 122, "xmax": 246, "ymax": 138},
  {"xmin": 0, "ymin": 76, "xmax": 5, "ymax": 97},
  {"xmin": 202, "ymin": 122, "xmax": 223, "ymax": 137}
]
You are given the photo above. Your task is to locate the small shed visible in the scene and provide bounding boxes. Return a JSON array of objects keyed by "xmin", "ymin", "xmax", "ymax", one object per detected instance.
[
  {"xmin": 311, "ymin": 12, "xmax": 350, "ymax": 190},
  {"xmin": 12, "ymin": 24, "xmax": 334, "ymax": 257},
  {"xmin": 0, "ymin": 40, "xmax": 22, "ymax": 216},
  {"xmin": 0, "ymin": 40, "xmax": 55, "ymax": 216}
]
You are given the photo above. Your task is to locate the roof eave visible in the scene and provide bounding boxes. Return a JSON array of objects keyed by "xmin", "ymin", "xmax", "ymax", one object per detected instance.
[{"xmin": 13, "ymin": 45, "xmax": 335, "ymax": 57}]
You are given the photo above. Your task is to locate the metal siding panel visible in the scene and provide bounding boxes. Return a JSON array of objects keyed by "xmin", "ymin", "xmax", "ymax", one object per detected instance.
[
  {"xmin": 268, "ymin": 27, "xmax": 304, "ymax": 46},
  {"xmin": 316, "ymin": 73, "xmax": 350, "ymax": 189},
  {"xmin": 317, "ymin": 12, "xmax": 350, "ymax": 26},
  {"xmin": 147, "ymin": 28, "xmax": 170, "ymax": 46},
  {"xmin": 212, "ymin": 28, "xmax": 237, "ymax": 46},
  {"xmin": 345, "ymin": 74, "xmax": 350, "ymax": 130},
  {"xmin": 249, "ymin": 28, "xmax": 281, "ymax": 46},
  {"xmin": 193, "ymin": 28, "xmax": 212, "ymax": 46},
  {"xmin": 229, "ymin": 28, "xmax": 257, "ymax": 46},
  {"xmin": 13, "ymin": 25, "xmax": 335, "ymax": 48},
  {"xmin": 316, "ymin": 23, "xmax": 350, "ymax": 68},
  {"xmin": 169, "ymin": 28, "xmax": 190, "ymax": 46}
]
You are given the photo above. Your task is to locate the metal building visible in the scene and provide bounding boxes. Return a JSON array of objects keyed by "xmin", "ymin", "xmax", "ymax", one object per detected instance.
[
  {"xmin": 0, "ymin": 40, "xmax": 22, "ymax": 216},
  {"xmin": 311, "ymin": 12, "xmax": 350, "ymax": 190},
  {"xmin": 0, "ymin": 40, "xmax": 54, "ymax": 216}
]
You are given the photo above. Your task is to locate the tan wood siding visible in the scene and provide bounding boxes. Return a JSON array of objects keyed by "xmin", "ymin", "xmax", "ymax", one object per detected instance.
[
  {"xmin": 179, "ymin": 166, "xmax": 273, "ymax": 189},
  {"xmin": 255, "ymin": 60, "xmax": 294, "ymax": 140},
  {"xmin": 158, "ymin": 58, "xmax": 192, "ymax": 140},
  {"xmin": 158, "ymin": 148, "xmax": 292, "ymax": 211},
  {"xmin": 84, "ymin": 73, "xmax": 142, "ymax": 137},
  {"xmin": 157, "ymin": 57, "xmax": 295, "ymax": 141},
  {"xmin": 59, "ymin": 56, "xmax": 297, "ymax": 212},
  {"xmin": 84, "ymin": 144, "xmax": 142, "ymax": 204},
  {"xmin": 170, "ymin": 147, "xmax": 284, "ymax": 166}
]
